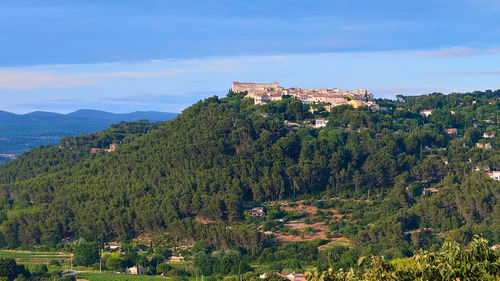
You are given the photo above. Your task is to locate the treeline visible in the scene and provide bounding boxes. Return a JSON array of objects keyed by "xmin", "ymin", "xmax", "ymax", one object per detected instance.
[
  {"xmin": 0, "ymin": 120, "xmax": 158, "ymax": 184},
  {"xmin": 0, "ymin": 89, "xmax": 497, "ymax": 256},
  {"xmin": 352, "ymin": 173, "xmax": 499, "ymax": 258}
]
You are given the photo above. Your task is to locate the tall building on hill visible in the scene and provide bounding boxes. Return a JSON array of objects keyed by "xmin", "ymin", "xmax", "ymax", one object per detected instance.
[
  {"xmin": 232, "ymin": 81, "xmax": 378, "ymax": 110},
  {"xmin": 232, "ymin": 81, "xmax": 280, "ymax": 93}
]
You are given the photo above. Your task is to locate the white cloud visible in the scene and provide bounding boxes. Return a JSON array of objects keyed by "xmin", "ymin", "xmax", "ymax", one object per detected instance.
[
  {"xmin": 351, "ymin": 46, "xmax": 500, "ymax": 59},
  {"xmin": 0, "ymin": 69, "xmax": 184, "ymax": 90},
  {"xmin": 0, "ymin": 48, "xmax": 498, "ymax": 93},
  {"xmin": 370, "ymin": 86, "xmax": 461, "ymax": 96},
  {"xmin": 0, "ymin": 66, "xmax": 230, "ymax": 90},
  {"xmin": 419, "ymin": 47, "xmax": 500, "ymax": 58},
  {"xmin": 0, "ymin": 54, "xmax": 286, "ymax": 90},
  {"xmin": 431, "ymin": 70, "xmax": 500, "ymax": 75}
]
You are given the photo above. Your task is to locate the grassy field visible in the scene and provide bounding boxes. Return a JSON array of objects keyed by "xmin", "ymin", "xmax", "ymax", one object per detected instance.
[
  {"xmin": 317, "ymin": 237, "xmax": 352, "ymax": 250},
  {"xmin": 77, "ymin": 272, "xmax": 167, "ymax": 281},
  {"xmin": 0, "ymin": 250, "xmax": 71, "ymax": 264}
]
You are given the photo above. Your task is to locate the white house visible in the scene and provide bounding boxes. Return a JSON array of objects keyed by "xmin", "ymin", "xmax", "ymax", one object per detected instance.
[
  {"xmin": 315, "ymin": 119, "xmax": 329, "ymax": 128},
  {"xmin": 420, "ymin": 109, "xmax": 433, "ymax": 117},
  {"xmin": 277, "ymin": 273, "xmax": 307, "ymax": 281},
  {"xmin": 125, "ymin": 266, "xmax": 145, "ymax": 275},
  {"xmin": 488, "ymin": 171, "xmax": 500, "ymax": 181}
]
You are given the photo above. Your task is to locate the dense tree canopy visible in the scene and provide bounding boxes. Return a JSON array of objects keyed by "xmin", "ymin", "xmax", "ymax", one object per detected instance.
[{"xmin": 0, "ymin": 89, "xmax": 497, "ymax": 262}]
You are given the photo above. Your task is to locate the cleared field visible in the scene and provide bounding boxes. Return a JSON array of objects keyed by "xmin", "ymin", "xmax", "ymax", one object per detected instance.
[
  {"xmin": 265, "ymin": 200, "xmax": 352, "ymax": 246},
  {"xmin": 77, "ymin": 272, "xmax": 166, "ymax": 281},
  {"xmin": 317, "ymin": 238, "xmax": 352, "ymax": 250},
  {"xmin": 0, "ymin": 250, "xmax": 71, "ymax": 264}
]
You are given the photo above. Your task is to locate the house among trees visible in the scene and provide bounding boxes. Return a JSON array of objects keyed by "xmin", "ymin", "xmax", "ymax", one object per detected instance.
[
  {"xmin": 476, "ymin": 142, "xmax": 492, "ymax": 149},
  {"xmin": 420, "ymin": 109, "xmax": 433, "ymax": 117},
  {"xmin": 125, "ymin": 266, "xmax": 145, "ymax": 275},
  {"xmin": 314, "ymin": 119, "xmax": 328, "ymax": 128},
  {"xmin": 247, "ymin": 207, "xmax": 265, "ymax": 217},
  {"xmin": 107, "ymin": 143, "xmax": 118, "ymax": 152},
  {"xmin": 276, "ymin": 272, "xmax": 307, "ymax": 281},
  {"xmin": 104, "ymin": 242, "xmax": 121, "ymax": 250},
  {"xmin": 60, "ymin": 237, "xmax": 73, "ymax": 243},
  {"xmin": 446, "ymin": 128, "xmax": 457, "ymax": 135},
  {"xmin": 483, "ymin": 132, "xmax": 495, "ymax": 138},
  {"xmin": 90, "ymin": 143, "xmax": 119, "ymax": 153},
  {"xmin": 475, "ymin": 166, "xmax": 490, "ymax": 172},
  {"xmin": 488, "ymin": 171, "xmax": 500, "ymax": 181},
  {"xmin": 423, "ymin": 187, "xmax": 440, "ymax": 195}
]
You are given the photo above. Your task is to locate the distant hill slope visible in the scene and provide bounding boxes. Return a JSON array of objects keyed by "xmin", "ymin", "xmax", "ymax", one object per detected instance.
[
  {"xmin": 0, "ymin": 109, "xmax": 178, "ymax": 163},
  {"xmin": 66, "ymin": 109, "xmax": 178, "ymax": 122}
]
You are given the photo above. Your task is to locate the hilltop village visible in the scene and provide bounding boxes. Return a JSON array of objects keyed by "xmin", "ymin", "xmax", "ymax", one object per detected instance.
[{"xmin": 232, "ymin": 81, "xmax": 379, "ymax": 110}]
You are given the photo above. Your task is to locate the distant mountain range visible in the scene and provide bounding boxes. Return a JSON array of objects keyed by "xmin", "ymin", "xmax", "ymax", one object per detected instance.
[{"xmin": 0, "ymin": 109, "xmax": 178, "ymax": 163}]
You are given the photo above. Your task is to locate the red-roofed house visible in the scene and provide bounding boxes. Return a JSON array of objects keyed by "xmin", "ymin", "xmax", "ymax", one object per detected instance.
[
  {"xmin": 488, "ymin": 171, "xmax": 500, "ymax": 181},
  {"xmin": 446, "ymin": 128, "xmax": 457, "ymax": 135},
  {"xmin": 254, "ymin": 93, "xmax": 270, "ymax": 105},
  {"xmin": 269, "ymin": 93, "xmax": 283, "ymax": 102}
]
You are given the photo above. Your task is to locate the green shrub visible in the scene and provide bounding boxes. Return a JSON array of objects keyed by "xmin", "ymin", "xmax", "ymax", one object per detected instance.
[
  {"xmin": 30, "ymin": 264, "xmax": 48, "ymax": 276},
  {"xmin": 156, "ymin": 262, "xmax": 172, "ymax": 275},
  {"xmin": 49, "ymin": 259, "xmax": 61, "ymax": 266}
]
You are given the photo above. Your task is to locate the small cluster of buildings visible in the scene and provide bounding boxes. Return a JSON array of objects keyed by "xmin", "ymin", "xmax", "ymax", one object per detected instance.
[
  {"xmin": 446, "ymin": 129, "xmax": 496, "ymax": 150},
  {"xmin": 232, "ymin": 81, "xmax": 379, "ymax": 110},
  {"xmin": 478, "ymin": 132, "xmax": 495, "ymax": 149},
  {"xmin": 476, "ymin": 142, "xmax": 493, "ymax": 149},
  {"xmin": 473, "ymin": 166, "xmax": 499, "ymax": 182}
]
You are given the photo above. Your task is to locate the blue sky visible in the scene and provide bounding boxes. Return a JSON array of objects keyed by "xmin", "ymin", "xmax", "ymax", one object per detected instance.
[{"xmin": 1, "ymin": 0, "xmax": 499, "ymax": 113}]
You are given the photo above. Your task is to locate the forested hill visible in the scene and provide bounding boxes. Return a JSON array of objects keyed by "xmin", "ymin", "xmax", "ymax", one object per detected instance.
[
  {"xmin": 0, "ymin": 109, "xmax": 177, "ymax": 163},
  {"xmin": 0, "ymin": 90, "xmax": 498, "ymax": 258}
]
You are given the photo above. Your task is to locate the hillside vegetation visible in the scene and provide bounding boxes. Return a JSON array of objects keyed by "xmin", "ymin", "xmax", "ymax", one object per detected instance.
[
  {"xmin": 0, "ymin": 109, "xmax": 177, "ymax": 163},
  {"xmin": 0, "ymin": 90, "xmax": 498, "ymax": 273}
]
